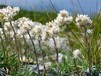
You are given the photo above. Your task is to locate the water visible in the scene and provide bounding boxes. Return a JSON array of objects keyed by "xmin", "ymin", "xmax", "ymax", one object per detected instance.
[{"xmin": 0, "ymin": 0, "xmax": 101, "ymax": 14}]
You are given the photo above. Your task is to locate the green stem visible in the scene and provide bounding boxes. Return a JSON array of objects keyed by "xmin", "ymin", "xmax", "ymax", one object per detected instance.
[
  {"xmin": 52, "ymin": 37, "xmax": 58, "ymax": 63},
  {"xmin": 27, "ymin": 29, "xmax": 40, "ymax": 75},
  {"xmin": 9, "ymin": 21, "xmax": 20, "ymax": 65},
  {"xmin": 1, "ymin": 22, "xmax": 8, "ymax": 45},
  {"xmin": 52, "ymin": 37, "xmax": 60, "ymax": 75},
  {"xmin": 38, "ymin": 39, "xmax": 46, "ymax": 75}
]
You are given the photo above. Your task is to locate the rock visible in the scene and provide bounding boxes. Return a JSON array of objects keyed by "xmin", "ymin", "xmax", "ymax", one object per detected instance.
[{"xmin": 28, "ymin": 62, "xmax": 52, "ymax": 73}]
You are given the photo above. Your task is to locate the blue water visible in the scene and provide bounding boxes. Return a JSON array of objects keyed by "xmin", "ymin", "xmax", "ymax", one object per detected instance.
[{"xmin": 0, "ymin": 0, "xmax": 101, "ymax": 14}]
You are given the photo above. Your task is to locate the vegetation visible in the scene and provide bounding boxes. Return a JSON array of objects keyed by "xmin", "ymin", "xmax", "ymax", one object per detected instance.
[
  {"xmin": 14, "ymin": 10, "xmax": 57, "ymax": 24},
  {"xmin": 0, "ymin": 6, "xmax": 101, "ymax": 76}
]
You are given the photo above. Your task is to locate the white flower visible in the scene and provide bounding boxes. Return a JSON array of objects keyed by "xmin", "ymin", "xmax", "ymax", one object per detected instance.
[
  {"xmin": 30, "ymin": 24, "xmax": 43, "ymax": 35},
  {"xmin": 41, "ymin": 28, "xmax": 53, "ymax": 40},
  {"xmin": 41, "ymin": 21, "xmax": 60, "ymax": 40},
  {"xmin": 13, "ymin": 7, "xmax": 20, "ymax": 15},
  {"xmin": 30, "ymin": 23, "xmax": 46, "ymax": 39},
  {"xmin": 0, "ymin": 6, "xmax": 20, "ymax": 21},
  {"xmin": 15, "ymin": 17, "xmax": 34, "ymax": 29},
  {"xmin": 41, "ymin": 30, "xmax": 49, "ymax": 40},
  {"xmin": 54, "ymin": 10, "xmax": 73, "ymax": 26},
  {"xmin": 17, "ymin": 28, "xmax": 27, "ymax": 36},
  {"xmin": 76, "ymin": 14, "xmax": 92, "ymax": 27},
  {"xmin": 46, "ymin": 36, "xmax": 67, "ymax": 51},
  {"xmin": 58, "ymin": 53, "xmax": 64, "ymax": 62},
  {"xmin": 4, "ymin": 21, "xmax": 15, "ymax": 31},
  {"xmin": 60, "ymin": 10, "xmax": 69, "ymax": 17},
  {"xmin": 44, "ymin": 62, "xmax": 51, "ymax": 70},
  {"xmin": 46, "ymin": 22, "xmax": 60, "ymax": 34},
  {"xmin": 39, "ymin": 65, "xmax": 44, "ymax": 70},
  {"xmin": 73, "ymin": 49, "xmax": 82, "ymax": 59},
  {"xmin": 15, "ymin": 17, "xmax": 35, "ymax": 35}
]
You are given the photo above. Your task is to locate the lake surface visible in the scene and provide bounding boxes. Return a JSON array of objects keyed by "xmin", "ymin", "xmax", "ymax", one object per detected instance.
[{"xmin": 0, "ymin": 0, "xmax": 101, "ymax": 14}]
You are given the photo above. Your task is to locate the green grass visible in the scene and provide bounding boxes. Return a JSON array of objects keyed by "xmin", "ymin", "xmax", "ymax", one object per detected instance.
[{"xmin": 14, "ymin": 10, "xmax": 57, "ymax": 24}]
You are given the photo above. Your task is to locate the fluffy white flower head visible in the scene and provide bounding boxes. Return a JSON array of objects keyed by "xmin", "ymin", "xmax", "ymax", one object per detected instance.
[
  {"xmin": 0, "ymin": 6, "xmax": 20, "ymax": 21},
  {"xmin": 46, "ymin": 21, "xmax": 60, "ymax": 34},
  {"xmin": 73, "ymin": 49, "xmax": 82, "ymax": 59},
  {"xmin": 31, "ymin": 24, "xmax": 43, "ymax": 35},
  {"xmin": 42, "ymin": 21, "xmax": 60, "ymax": 40},
  {"xmin": 15, "ymin": 17, "xmax": 34, "ymax": 30},
  {"xmin": 76, "ymin": 14, "xmax": 92, "ymax": 27},
  {"xmin": 59, "ymin": 10, "xmax": 69, "ymax": 17},
  {"xmin": 15, "ymin": 17, "xmax": 34, "ymax": 36},
  {"xmin": 4, "ymin": 21, "xmax": 15, "ymax": 31},
  {"xmin": 41, "ymin": 28, "xmax": 53, "ymax": 40},
  {"xmin": 54, "ymin": 10, "xmax": 73, "ymax": 26}
]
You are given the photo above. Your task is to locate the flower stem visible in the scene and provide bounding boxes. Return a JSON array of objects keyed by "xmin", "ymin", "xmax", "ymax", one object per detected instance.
[
  {"xmin": 1, "ymin": 22, "xmax": 8, "ymax": 45},
  {"xmin": 38, "ymin": 39, "xmax": 46, "ymax": 75},
  {"xmin": 52, "ymin": 37, "xmax": 58, "ymax": 63},
  {"xmin": 27, "ymin": 29, "xmax": 40, "ymax": 75}
]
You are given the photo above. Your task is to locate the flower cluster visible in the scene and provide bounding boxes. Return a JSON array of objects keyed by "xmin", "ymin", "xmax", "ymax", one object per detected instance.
[
  {"xmin": 4, "ymin": 21, "xmax": 15, "ymax": 31},
  {"xmin": 0, "ymin": 6, "xmax": 20, "ymax": 21},
  {"xmin": 43, "ymin": 21, "xmax": 60, "ymax": 39},
  {"xmin": 15, "ymin": 17, "xmax": 35, "ymax": 35},
  {"xmin": 0, "ymin": 6, "xmax": 93, "ymax": 50},
  {"xmin": 54, "ymin": 10, "xmax": 73, "ymax": 26},
  {"xmin": 0, "ymin": 6, "xmax": 99, "ymax": 76},
  {"xmin": 0, "ymin": 21, "xmax": 15, "ymax": 38},
  {"xmin": 76, "ymin": 14, "xmax": 92, "ymax": 27},
  {"xmin": 30, "ymin": 23, "xmax": 45, "ymax": 39},
  {"xmin": 37, "ymin": 10, "xmax": 73, "ymax": 40},
  {"xmin": 0, "ymin": 6, "xmax": 93, "ymax": 52}
]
